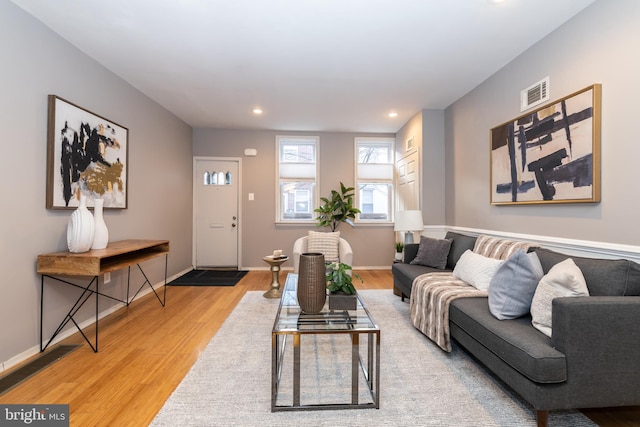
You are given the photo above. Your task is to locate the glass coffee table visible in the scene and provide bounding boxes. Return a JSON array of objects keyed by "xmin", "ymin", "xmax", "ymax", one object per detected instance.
[{"xmin": 271, "ymin": 273, "xmax": 380, "ymax": 411}]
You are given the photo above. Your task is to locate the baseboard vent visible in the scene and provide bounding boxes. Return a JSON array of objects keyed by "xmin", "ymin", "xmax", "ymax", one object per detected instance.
[
  {"xmin": 521, "ymin": 77, "xmax": 550, "ymax": 111},
  {"xmin": 0, "ymin": 345, "xmax": 80, "ymax": 396}
]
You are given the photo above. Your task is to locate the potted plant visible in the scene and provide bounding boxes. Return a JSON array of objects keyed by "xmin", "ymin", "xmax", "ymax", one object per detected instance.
[
  {"xmin": 395, "ymin": 242, "xmax": 404, "ymax": 261},
  {"xmin": 326, "ymin": 262, "xmax": 363, "ymax": 310},
  {"xmin": 314, "ymin": 182, "xmax": 361, "ymax": 232}
]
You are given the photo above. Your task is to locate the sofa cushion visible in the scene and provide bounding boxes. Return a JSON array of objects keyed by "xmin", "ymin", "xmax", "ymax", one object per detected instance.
[
  {"xmin": 450, "ymin": 297, "xmax": 567, "ymax": 384},
  {"xmin": 410, "ymin": 236, "xmax": 452, "ymax": 269},
  {"xmin": 530, "ymin": 258, "xmax": 589, "ymax": 337},
  {"xmin": 444, "ymin": 231, "xmax": 477, "ymax": 270},
  {"xmin": 392, "ymin": 262, "xmax": 442, "ymax": 289},
  {"xmin": 453, "ymin": 250, "xmax": 503, "ymax": 291},
  {"xmin": 533, "ymin": 247, "xmax": 640, "ymax": 296},
  {"xmin": 307, "ymin": 230, "xmax": 340, "ymax": 263},
  {"xmin": 488, "ymin": 250, "xmax": 544, "ymax": 320}
]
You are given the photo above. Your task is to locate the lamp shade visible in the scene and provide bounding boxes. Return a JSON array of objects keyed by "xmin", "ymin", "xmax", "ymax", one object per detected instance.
[
  {"xmin": 394, "ymin": 210, "xmax": 424, "ymax": 245},
  {"xmin": 394, "ymin": 210, "xmax": 424, "ymax": 232}
]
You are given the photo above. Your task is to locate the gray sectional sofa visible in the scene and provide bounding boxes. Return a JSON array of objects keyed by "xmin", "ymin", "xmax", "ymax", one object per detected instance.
[{"xmin": 392, "ymin": 231, "xmax": 640, "ymax": 427}]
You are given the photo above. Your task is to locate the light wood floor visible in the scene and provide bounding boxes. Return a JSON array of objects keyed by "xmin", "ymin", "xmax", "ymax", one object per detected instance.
[{"xmin": 0, "ymin": 270, "xmax": 637, "ymax": 426}]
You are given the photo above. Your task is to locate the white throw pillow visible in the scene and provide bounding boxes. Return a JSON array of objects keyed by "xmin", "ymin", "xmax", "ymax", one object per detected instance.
[
  {"xmin": 307, "ymin": 231, "xmax": 340, "ymax": 263},
  {"xmin": 530, "ymin": 258, "xmax": 589, "ymax": 337},
  {"xmin": 452, "ymin": 250, "xmax": 504, "ymax": 291}
]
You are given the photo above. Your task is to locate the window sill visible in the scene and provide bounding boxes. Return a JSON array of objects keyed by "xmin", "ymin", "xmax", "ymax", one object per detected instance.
[
  {"xmin": 354, "ymin": 222, "xmax": 394, "ymax": 228},
  {"xmin": 275, "ymin": 220, "xmax": 316, "ymax": 226}
]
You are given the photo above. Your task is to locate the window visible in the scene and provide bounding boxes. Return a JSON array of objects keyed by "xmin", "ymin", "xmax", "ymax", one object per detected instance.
[
  {"xmin": 202, "ymin": 170, "xmax": 231, "ymax": 186},
  {"xmin": 355, "ymin": 137, "xmax": 394, "ymax": 222},
  {"xmin": 276, "ymin": 136, "xmax": 318, "ymax": 222}
]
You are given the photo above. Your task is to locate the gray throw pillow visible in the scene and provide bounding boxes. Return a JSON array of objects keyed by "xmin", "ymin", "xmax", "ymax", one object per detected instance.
[
  {"xmin": 410, "ymin": 236, "xmax": 452, "ymax": 269},
  {"xmin": 488, "ymin": 250, "xmax": 544, "ymax": 320}
]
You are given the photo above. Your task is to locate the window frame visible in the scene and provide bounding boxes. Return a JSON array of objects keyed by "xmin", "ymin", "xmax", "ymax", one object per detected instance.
[
  {"xmin": 275, "ymin": 135, "xmax": 319, "ymax": 224},
  {"xmin": 354, "ymin": 137, "xmax": 395, "ymax": 225}
]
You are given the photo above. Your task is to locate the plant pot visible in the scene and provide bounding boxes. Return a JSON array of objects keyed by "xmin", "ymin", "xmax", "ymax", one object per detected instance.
[
  {"xmin": 328, "ymin": 291, "xmax": 357, "ymax": 311},
  {"xmin": 297, "ymin": 253, "xmax": 326, "ymax": 314},
  {"xmin": 394, "ymin": 252, "xmax": 403, "ymax": 261}
]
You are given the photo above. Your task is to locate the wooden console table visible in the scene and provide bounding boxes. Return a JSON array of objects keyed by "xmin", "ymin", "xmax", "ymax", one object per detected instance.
[{"xmin": 37, "ymin": 239, "xmax": 170, "ymax": 352}]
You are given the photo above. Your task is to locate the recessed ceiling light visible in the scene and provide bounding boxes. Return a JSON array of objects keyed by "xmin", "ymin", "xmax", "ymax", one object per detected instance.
[
  {"xmin": 252, "ymin": 108, "xmax": 263, "ymax": 115},
  {"xmin": 388, "ymin": 112, "xmax": 398, "ymax": 118}
]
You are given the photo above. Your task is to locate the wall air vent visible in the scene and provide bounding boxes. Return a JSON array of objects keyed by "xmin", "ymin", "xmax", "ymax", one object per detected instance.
[{"xmin": 520, "ymin": 77, "xmax": 550, "ymax": 112}]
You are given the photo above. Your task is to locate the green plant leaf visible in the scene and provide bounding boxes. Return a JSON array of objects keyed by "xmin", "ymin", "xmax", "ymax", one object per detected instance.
[{"xmin": 315, "ymin": 182, "xmax": 362, "ymax": 231}]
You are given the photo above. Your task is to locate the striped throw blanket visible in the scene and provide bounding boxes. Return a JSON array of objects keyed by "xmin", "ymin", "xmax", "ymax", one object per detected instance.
[
  {"xmin": 410, "ymin": 235, "xmax": 535, "ymax": 352},
  {"xmin": 472, "ymin": 234, "xmax": 533, "ymax": 260},
  {"xmin": 410, "ymin": 272, "xmax": 484, "ymax": 352}
]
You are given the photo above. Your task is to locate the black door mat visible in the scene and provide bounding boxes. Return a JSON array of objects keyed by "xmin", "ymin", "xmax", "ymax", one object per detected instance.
[
  {"xmin": 167, "ymin": 269, "xmax": 248, "ymax": 286},
  {"xmin": 0, "ymin": 345, "xmax": 81, "ymax": 396}
]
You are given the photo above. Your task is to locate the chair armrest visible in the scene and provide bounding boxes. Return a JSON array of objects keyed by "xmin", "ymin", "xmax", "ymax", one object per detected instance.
[
  {"xmin": 403, "ymin": 243, "xmax": 419, "ymax": 263},
  {"xmin": 552, "ymin": 296, "xmax": 640, "ymax": 405},
  {"xmin": 292, "ymin": 237, "xmax": 307, "ymax": 273},
  {"xmin": 338, "ymin": 238, "xmax": 353, "ymax": 269}
]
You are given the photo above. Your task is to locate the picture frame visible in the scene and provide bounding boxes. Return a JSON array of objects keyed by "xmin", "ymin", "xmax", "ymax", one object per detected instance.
[
  {"xmin": 46, "ymin": 95, "xmax": 129, "ymax": 209},
  {"xmin": 490, "ymin": 84, "xmax": 601, "ymax": 205}
]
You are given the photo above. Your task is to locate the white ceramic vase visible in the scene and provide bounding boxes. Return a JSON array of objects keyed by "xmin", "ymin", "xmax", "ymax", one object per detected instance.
[
  {"xmin": 67, "ymin": 194, "xmax": 95, "ymax": 253},
  {"xmin": 91, "ymin": 198, "xmax": 109, "ymax": 250}
]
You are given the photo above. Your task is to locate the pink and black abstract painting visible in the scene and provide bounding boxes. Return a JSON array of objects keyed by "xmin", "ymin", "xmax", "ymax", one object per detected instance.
[
  {"xmin": 490, "ymin": 84, "xmax": 600, "ymax": 205},
  {"xmin": 46, "ymin": 95, "xmax": 128, "ymax": 209}
]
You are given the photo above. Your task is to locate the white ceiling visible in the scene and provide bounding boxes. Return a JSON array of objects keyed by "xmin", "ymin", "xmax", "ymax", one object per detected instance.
[{"xmin": 11, "ymin": 0, "xmax": 597, "ymax": 133}]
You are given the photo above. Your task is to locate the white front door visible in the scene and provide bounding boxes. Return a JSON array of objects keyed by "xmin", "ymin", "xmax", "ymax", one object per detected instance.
[
  {"xmin": 193, "ymin": 157, "xmax": 240, "ymax": 268},
  {"xmin": 396, "ymin": 150, "xmax": 420, "ymax": 211}
]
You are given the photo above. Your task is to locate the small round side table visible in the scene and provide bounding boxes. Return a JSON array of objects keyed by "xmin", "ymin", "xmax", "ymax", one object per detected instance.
[{"xmin": 263, "ymin": 256, "xmax": 289, "ymax": 298}]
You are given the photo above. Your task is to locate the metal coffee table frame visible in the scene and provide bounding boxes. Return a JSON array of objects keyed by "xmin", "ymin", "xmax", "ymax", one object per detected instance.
[{"xmin": 271, "ymin": 273, "xmax": 380, "ymax": 411}]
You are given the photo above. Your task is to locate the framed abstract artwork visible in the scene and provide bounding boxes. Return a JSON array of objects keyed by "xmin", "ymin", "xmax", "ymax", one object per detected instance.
[
  {"xmin": 46, "ymin": 95, "xmax": 129, "ymax": 209},
  {"xmin": 490, "ymin": 84, "xmax": 601, "ymax": 205}
]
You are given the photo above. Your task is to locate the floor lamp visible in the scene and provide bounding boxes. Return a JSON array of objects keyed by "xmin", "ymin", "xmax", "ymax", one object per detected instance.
[{"xmin": 394, "ymin": 210, "xmax": 424, "ymax": 245}]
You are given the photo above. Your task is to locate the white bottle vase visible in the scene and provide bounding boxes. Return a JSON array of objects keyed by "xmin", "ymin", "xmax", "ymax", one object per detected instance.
[
  {"xmin": 91, "ymin": 198, "xmax": 109, "ymax": 250},
  {"xmin": 67, "ymin": 194, "xmax": 95, "ymax": 253}
]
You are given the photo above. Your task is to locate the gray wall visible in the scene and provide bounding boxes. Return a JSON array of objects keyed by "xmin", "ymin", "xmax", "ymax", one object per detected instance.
[
  {"xmin": 192, "ymin": 128, "xmax": 396, "ymax": 268},
  {"xmin": 445, "ymin": 0, "xmax": 640, "ymax": 246},
  {"xmin": 0, "ymin": 2, "xmax": 193, "ymax": 366}
]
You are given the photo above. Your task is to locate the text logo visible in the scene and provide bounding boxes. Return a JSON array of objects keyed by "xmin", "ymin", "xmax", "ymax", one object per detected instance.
[{"xmin": 1, "ymin": 405, "xmax": 69, "ymax": 426}]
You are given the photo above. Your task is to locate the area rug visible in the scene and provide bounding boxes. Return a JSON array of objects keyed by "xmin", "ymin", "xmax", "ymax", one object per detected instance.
[
  {"xmin": 166, "ymin": 269, "xmax": 248, "ymax": 286},
  {"xmin": 151, "ymin": 290, "xmax": 596, "ymax": 426}
]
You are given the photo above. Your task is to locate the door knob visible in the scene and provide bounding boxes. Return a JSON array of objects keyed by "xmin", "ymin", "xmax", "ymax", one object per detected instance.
[{"xmin": 231, "ymin": 223, "xmax": 237, "ymax": 228}]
